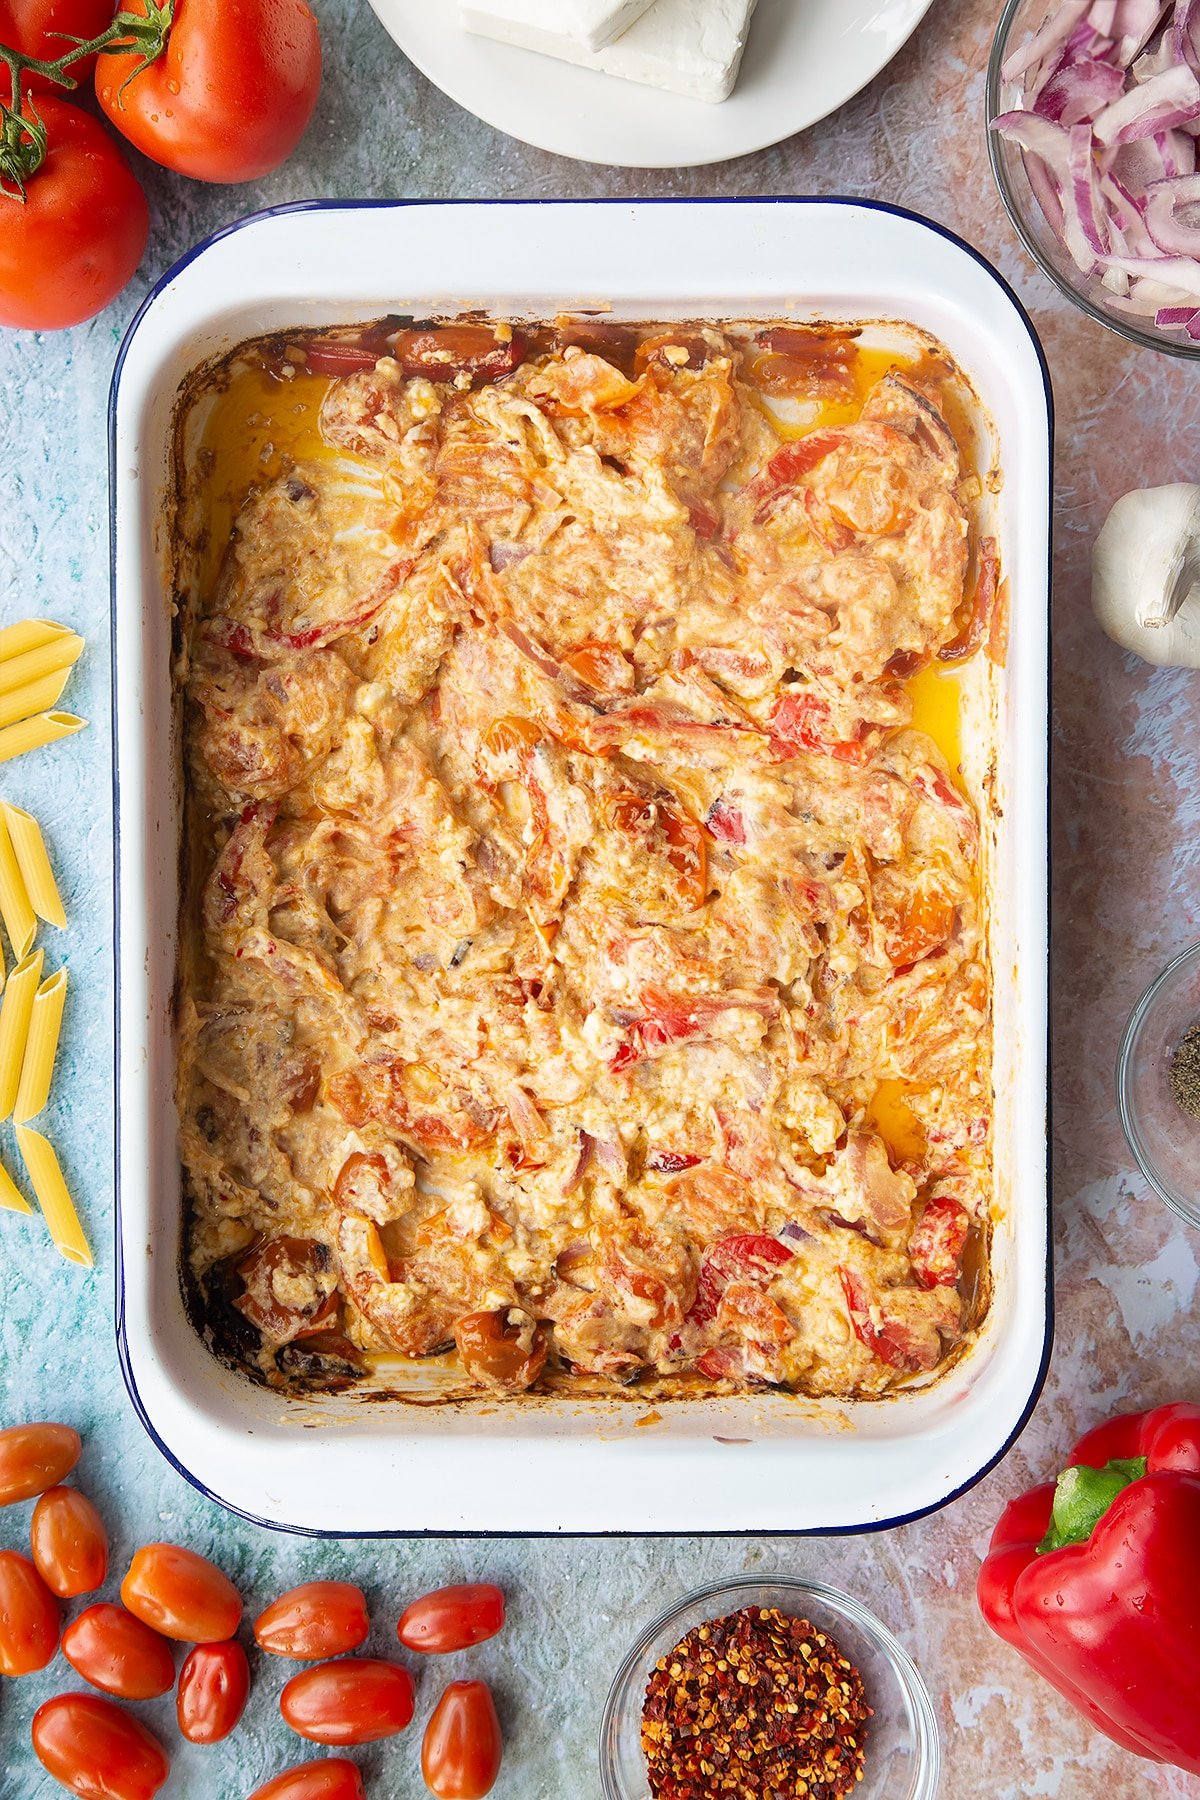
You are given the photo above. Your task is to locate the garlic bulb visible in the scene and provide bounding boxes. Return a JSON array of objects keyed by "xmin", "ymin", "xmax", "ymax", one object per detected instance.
[{"xmin": 1092, "ymin": 484, "xmax": 1200, "ymax": 666}]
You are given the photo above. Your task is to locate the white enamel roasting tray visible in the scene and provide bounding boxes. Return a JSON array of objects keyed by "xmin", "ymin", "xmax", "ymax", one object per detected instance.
[{"xmin": 111, "ymin": 199, "xmax": 1052, "ymax": 1536}]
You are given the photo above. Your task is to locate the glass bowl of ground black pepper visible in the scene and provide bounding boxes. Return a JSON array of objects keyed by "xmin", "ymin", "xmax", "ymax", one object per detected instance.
[
  {"xmin": 1118, "ymin": 942, "xmax": 1200, "ymax": 1229},
  {"xmin": 599, "ymin": 1577, "xmax": 940, "ymax": 1800}
]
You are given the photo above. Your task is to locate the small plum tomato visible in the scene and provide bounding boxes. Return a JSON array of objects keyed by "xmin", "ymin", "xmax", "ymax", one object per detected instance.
[
  {"xmin": 279, "ymin": 1658, "xmax": 415, "ymax": 1746},
  {"xmin": 177, "ymin": 1638, "xmax": 252, "ymax": 1744},
  {"xmin": 397, "ymin": 1584, "xmax": 506, "ymax": 1655},
  {"xmin": 254, "ymin": 1580, "xmax": 369, "ymax": 1660},
  {"xmin": 62, "ymin": 1602, "xmax": 176, "ymax": 1699},
  {"xmin": 0, "ymin": 1421, "xmax": 81, "ymax": 1505},
  {"xmin": 247, "ymin": 1760, "xmax": 367, "ymax": 1800},
  {"xmin": 421, "ymin": 1680, "xmax": 504, "ymax": 1800},
  {"xmin": 120, "ymin": 1542, "xmax": 243, "ymax": 1643},
  {"xmin": 0, "ymin": 1549, "xmax": 59, "ymax": 1675},
  {"xmin": 31, "ymin": 1692, "xmax": 170, "ymax": 1800},
  {"xmin": 31, "ymin": 1485, "xmax": 109, "ymax": 1597}
]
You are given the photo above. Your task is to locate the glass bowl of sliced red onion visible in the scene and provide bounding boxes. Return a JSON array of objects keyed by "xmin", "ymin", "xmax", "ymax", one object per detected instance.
[{"xmin": 988, "ymin": 0, "xmax": 1200, "ymax": 353}]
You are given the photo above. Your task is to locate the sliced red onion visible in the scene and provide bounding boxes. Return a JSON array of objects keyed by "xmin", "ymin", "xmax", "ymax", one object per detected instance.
[
  {"xmin": 1186, "ymin": 307, "xmax": 1200, "ymax": 332},
  {"xmin": 1069, "ymin": 119, "xmax": 1112, "ymax": 256},
  {"xmin": 1092, "ymin": 60, "xmax": 1200, "ymax": 142},
  {"xmin": 1155, "ymin": 125, "xmax": 1197, "ymax": 170},
  {"xmin": 1034, "ymin": 56, "xmax": 1127, "ymax": 119},
  {"xmin": 1154, "ymin": 301, "xmax": 1200, "ymax": 318},
  {"xmin": 1026, "ymin": 147, "xmax": 1069, "ymax": 234},
  {"xmin": 1143, "ymin": 170, "xmax": 1200, "ymax": 247},
  {"xmin": 1002, "ymin": 0, "xmax": 1093, "ymax": 85},
  {"xmin": 1108, "ymin": 0, "xmax": 1171, "ymax": 64},
  {"xmin": 1090, "ymin": 0, "xmax": 1118, "ymax": 32},
  {"xmin": 1103, "ymin": 249, "xmax": 1200, "ymax": 290},
  {"xmin": 1134, "ymin": 31, "xmax": 1181, "ymax": 76},
  {"xmin": 1174, "ymin": 0, "xmax": 1200, "ymax": 72},
  {"xmin": 779, "ymin": 1220, "xmax": 815, "ymax": 1246},
  {"xmin": 1110, "ymin": 134, "xmax": 1169, "ymax": 189}
]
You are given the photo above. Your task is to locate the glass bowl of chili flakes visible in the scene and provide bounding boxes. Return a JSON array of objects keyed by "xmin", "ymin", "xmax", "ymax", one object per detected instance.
[{"xmin": 599, "ymin": 1576, "xmax": 940, "ymax": 1800}]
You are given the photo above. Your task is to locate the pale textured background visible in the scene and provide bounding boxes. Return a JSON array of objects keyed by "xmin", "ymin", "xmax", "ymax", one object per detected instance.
[{"xmin": 1, "ymin": 0, "xmax": 1198, "ymax": 1794}]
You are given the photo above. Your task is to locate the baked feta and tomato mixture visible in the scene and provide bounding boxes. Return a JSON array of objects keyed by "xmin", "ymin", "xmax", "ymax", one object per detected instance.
[{"xmin": 175, "ymin": 318, "xmax": 999, "ymax": 1400}]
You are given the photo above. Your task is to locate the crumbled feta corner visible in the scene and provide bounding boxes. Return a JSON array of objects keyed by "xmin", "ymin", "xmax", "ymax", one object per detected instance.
[
  {"xmin": 462, "ymin": 0, "xmax": 760, "ymax": 105},
  {"xmin": 459, "ymin": 0, "xmax": 657, "ymax": 58}
]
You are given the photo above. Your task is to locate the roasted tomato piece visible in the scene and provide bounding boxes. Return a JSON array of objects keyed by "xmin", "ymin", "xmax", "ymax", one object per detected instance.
[
  {"xmin": 0, "ymin": 1421, "xmax": 81, "ymax": 1505},
  {"xmin": 634, "ymin": 329, "xmax": 713, "ymax": 371},
  {"xmin": 397, "ymin": 1583, "xmax": 505, "ymax": 1655},
  {"xmin": 301, "ymin": 327, "xmax": 396, "ymax": 375},
  {"xmin": 280, "ymin": 1658, "xmax": 415, "ymax": 1745},
  {"xmin": 940, "ymin": 536, "xmax": 999, "ymax": 663},
  {"xmin": 121, "ymin": 1543, "xmax": 243, "ymax": 1644},
  {"xmin": 393, "ymin": 325, "xmax": 524, "ymax": 383},
  {"xmin": 645, "ymin": 1149, "xmax": 703, "ymax": 1174},
  {"xmin": 704, "ymin": 797, "xmax": 746, "ymax": 844},
  {"xmin": 607, "ymin": 789, "xmax": 708, "ymax": 910},
  {"xmin": 454, "ymin": 1310, "xmax": 548, "ymax": 1394},
  {"xmin": 62, "ymin": 1603, "xmax": 176, "ymax": 1700},
  {"xmin": 422, "ymin": 1680, "xmax": 504, "ymax": 1800},
  {"xmin": 909, "ymin": 1196, "xmax": 971, "ymax": 1289},
  {"xmin": 177, "ymin": 1639, "xmax": 252, "ymax": 1744},
  {"xmin": 552, "ymin": 319, "xmax": 642, "ymax": 374},
  {"xmin": 598, "ymin": 1219, "xmax": 696, "ymax": 1331},
  {"xmin": 0, "ymin": 1550, "xmax": 59, "ymax": 1674},
  {"xmin": 715, "ymin": 1282, "xmax": 795, "ymax": 1347},
  {"xmin": 689, "ymin": 1234, "xmax": 795, "ymax": 1326},
  {"xmin": 559, "ymin": 640, "xmax": 634, "ymax": 694},
  {"xmin": 255, "ymin": 1582, "xmax": 370, "ymax": 1660},
  {"xmin": 30, "ymin": 1485, "xmax": 109, "ymax": 1598},
  {"xmin": 248, "ymin": 1758, "xmax": 366, "ymax": 1800},
  {"xmin": 883, "ymin": 887, "xmax": 958, "ymax": 968},
  {"xmin": 769, "ymin": 693, "xmax": 874, "ymax": 765},
  {"xmin": 32, "ymin": 1694, "xmax": 170, "ymax": 1800},
  {"xmin": 331, "ymin": 1153, "xmax": 391, "ymax": 1218},
  {"xmin": 234, "ymin": 1235, "xmax": 338, "ymax": 1344},
  {"xmin": 751, "ymin": 327, "xmax": 860, "ymax": 398},
  {"xmin": 838, "ymin": 1266, "xmax": 944, "ymax": 1373},
  {"xmin": 752, "ymin": 431, "xmax": 843, "ymax": 506}
]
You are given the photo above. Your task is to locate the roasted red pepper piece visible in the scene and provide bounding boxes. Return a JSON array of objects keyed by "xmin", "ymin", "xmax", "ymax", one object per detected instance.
[{"xmin": 977, "ymin": 1403, "xmax": 1200, "ymax": 1773}]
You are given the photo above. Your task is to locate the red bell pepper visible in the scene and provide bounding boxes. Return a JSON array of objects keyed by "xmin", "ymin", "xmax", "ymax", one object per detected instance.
[{"xmin": 977, "ymin": 1403, "xmax": 1200, "ymax": 1773}]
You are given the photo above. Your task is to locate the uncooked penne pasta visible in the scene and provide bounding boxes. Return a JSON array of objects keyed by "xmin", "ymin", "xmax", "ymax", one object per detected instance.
[
  {"xmin": 0, "ymin": 811, "xmax": 36, "ymax": 961},
  {"xmin": 0, "ymin": 669, "xmax": 70, "ymax": 733},
  {"xmin": 0, "ymin": 633, "xmax": 84, "ymax": 698},
  {"xmin": 16, "ymin": 1125, "xmax": 92, "ymax": 1267},
  {"xmin": 0, "ymin": 948, "xmax": 43, "ymax": 1119},
  {"xmin": 0, "ymin": 1157, "xmax": 32, "ymax": 1216},
  {"xmin": 0, "ymin": 712, "xmax": 86, "ymax": 766},
  {"xmin": 1, "ymin": 803, "xmax": 65, "ymax": 929},
  {"xmin": 0, "ymin": 620, "xmax": 75, "ymax": 663},
  {"xmin": 14, "ymin": 968, "xmax": 66, "ymax": 1125}
]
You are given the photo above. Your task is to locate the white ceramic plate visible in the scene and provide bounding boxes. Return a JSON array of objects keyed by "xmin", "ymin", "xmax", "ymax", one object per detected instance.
[
  {"xmin": 365, "ymin": 0, "xmax": 938, "ymax": 169},
  {"xmin": 112, "ymin": 198, "xmax": 1051, "ymax": 1537}
]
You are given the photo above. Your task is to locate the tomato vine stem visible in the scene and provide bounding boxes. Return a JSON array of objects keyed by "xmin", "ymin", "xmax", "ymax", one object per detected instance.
[{"xmin": 0, "ymin": 0, "xmax": 173, "ymax": 198}]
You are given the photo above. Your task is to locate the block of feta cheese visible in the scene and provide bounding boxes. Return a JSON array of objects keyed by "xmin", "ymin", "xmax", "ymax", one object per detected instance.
[
  {"xmin": 461, "ymin": 0, "xmax": 760, "ymax": 104},
  {"xmin": 459, "ymin": 0, "xmax": 658, "ymax": 57}
]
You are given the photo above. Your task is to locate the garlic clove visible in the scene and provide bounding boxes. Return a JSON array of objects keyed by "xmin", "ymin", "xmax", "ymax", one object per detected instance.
[{"xmin": 1092, "ymin": 483, "xmax": 1200, "ymax": 666}]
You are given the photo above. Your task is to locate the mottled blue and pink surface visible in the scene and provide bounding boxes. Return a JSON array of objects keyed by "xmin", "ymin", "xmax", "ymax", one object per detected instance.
[{"xmin": 1, "ymin": 0, "xmax": 1198, "ymax": 1793}]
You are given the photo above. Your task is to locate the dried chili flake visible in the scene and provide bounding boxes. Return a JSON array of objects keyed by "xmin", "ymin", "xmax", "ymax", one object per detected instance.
[{"xmin": 641, "ymin": 1606, "xmax": 871, "ymax": 1799}]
